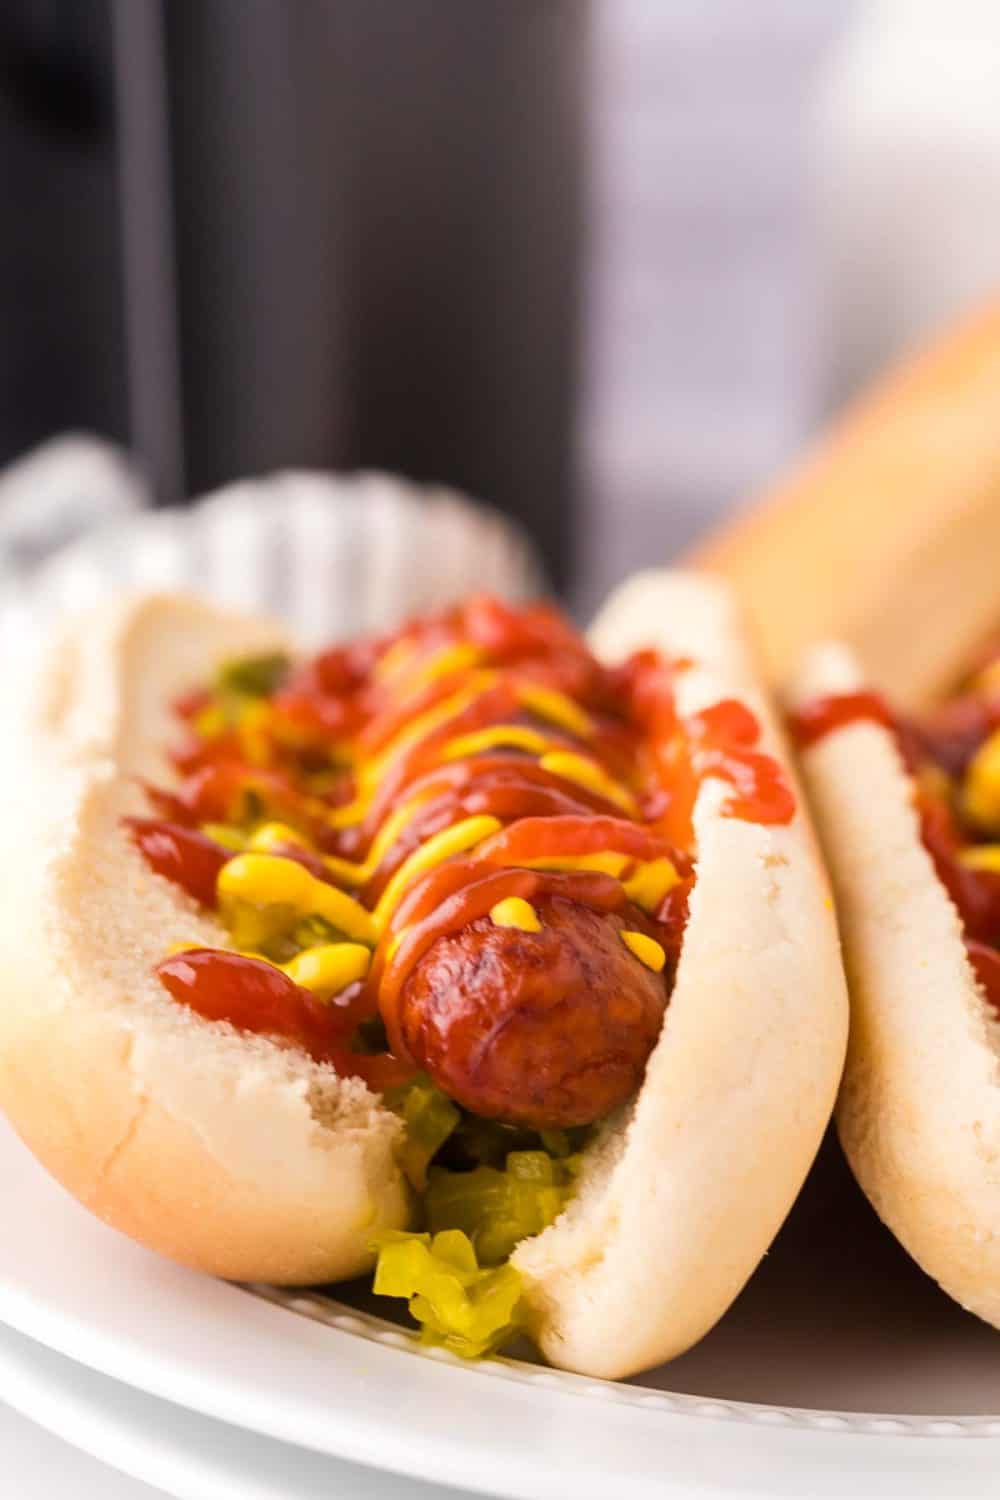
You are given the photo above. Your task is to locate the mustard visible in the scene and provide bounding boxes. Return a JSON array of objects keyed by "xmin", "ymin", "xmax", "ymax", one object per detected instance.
[
  {"xmin": 537, "ymin": 750, "xmax": 638, "ymax": 816},
  {"xmin": 326, "ymin": 674, "xmax": 498, "ymax": 830},
  {"xmin": 620, "ymin": 930, "xmax": 667, "ymax": 973},
  {"xmin": 489, "ymin": 897, "xmax": 542, "ymax": 932},
  {"xmin": 516, "ymin": 682, "xmax": 594, "ymax": 738},
  {"xmin": 249, "ymin": 821, "xmax": 310, "ymax": 852},
  {"xmin": 372, "ymin": 815, "xmax": 503, "ymax": 931},
  {"xmin": 518, "ymin": 850, "xmax": 631, "ymax": 877},
  {"xmin": 963, "ymin": 729, "xmax": 1000, "ymax": 831},
  {"xmin": 441, "ymin": 725, "xmax": 561, "ymax": 761},
  {"xmin": 622, "ymin": 856, "xmax": 679, "ymax": 912},
  {"xmin": 202, "ymin": 822, "xmax": 250, "ymax": 851},
  {"xmin": 217, "ymin": 853, "xmax": 377, "ymax": 946},
  {"xmin": 396, "ymin": 641, "xmax": 485, "ymax": 695},
  {"xmin": 958, "ymin": 845, "xmax": 1000, "ymax": 873},
  {"xmin": 282, "ymin": 942, "xmax": 371, "ymax": 994}
]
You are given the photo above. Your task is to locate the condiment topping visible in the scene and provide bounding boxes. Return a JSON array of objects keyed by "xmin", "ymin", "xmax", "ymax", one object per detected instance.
[
  {"xmin": 130, "ymin": 594, "xmax": 797, "ymax": 1352},
  {"xmin": 793, "ymin": 651, "xmax": 1000, "ymax": 1002},
  {"xmin": 135, "ymin": 595, "xmax": 794, "ymax": 1078}
]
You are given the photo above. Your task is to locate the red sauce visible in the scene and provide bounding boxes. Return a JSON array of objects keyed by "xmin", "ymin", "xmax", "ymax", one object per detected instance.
[
  {"xmin": 788, "ymin": 691, "xmax": 895, "ymax": 749},
  {"xmin": 147, "ymin": 762, "xmax": 317, "ymax": 832},
  {"xmin": 794, "ymin": 683, "xmax": 1000, "ymax": 987},
  {"xmin": 917, "ymin": 791, "xmax": 1000, "ymax": 946},
  {"xmin": 966, "ymin": 940, "xmax": 1000, "ymax": 1013},
  {"xmin": 359, "ymin": 765, "xmax": 623, "ymax": 901},
  {"xmin": 137, "ymin": 597, "xmax": 795, "ymax": 1077},
  {"xmin": 125, "ymin": 819, "xmax": 230, "ymax": 907},
  {"xmin": 688, "ymin": 699, "xmax": 796, "ymax": 827},
  {"xmin": 914, "ymin": 694, "xmax": 1000, "ymax": 778},
  {"xmin": 473, "ymin": 814, "xmax": 682, "ymax": 870},
  {"xmin": 156, "ymin": 949, "xmax": 414, "ymax": 1088}
]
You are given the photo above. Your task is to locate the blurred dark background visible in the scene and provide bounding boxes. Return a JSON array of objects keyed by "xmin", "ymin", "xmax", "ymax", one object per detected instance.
[
  {"xmin": 0, "ymin": 0, "xmax": 582, "ymax": 588},
  {"xmin": 3, "ymin": 0, "xmax": 1000, "ymax": 603}
]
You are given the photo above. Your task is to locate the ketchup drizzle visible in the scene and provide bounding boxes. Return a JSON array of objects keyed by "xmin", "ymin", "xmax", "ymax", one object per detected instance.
[{"xmin": 135, "ymin": 597, "xmax": 792, "ymax": 1068}]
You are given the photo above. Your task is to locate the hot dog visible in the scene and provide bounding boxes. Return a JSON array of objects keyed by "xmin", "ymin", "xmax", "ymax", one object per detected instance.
[
  {"xmin": 0, "ymin": 572, "xmax": 846, "ymax": 1378},
  {"xmin": 790, "ymin": 642, "xmax": 1000, "ymax": 1329}
]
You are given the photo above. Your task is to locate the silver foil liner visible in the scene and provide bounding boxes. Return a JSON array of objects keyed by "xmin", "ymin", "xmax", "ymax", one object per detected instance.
[{"xmin": 1, "ymin": 468, "xmax": 545, "ymax": 662}]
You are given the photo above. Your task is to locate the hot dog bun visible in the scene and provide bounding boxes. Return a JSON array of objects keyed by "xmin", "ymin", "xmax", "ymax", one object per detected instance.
[
  {"xmin": 514, "ymin": 573, "xmax": 847, "ymax": 1375},
  {"xmin": 790, "ymin": 645, "xmax": 1000, "ymax": 1329},
  {"xmin": 0, "ymin": 574, "xmax": 847, "ymax": 1377},
  {"xmin": 0, "ymin": 594, "xmax": 411, "ymax": 1286},
  {"xmin": 692, "ymin": 300, "xmax": 1000, "ymax": 708}
]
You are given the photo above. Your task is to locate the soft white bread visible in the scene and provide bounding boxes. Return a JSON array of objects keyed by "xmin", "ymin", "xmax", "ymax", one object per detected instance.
[
  {"xmin": 692, "ymin": 300, "xmax": 1000, "ymax": 708},
  {"xmin": 0, "ymin": 594, "xmax": 411, "ymax": 1285},
  {"xmin": 790, "ymin": 645, "xmax": 1000, "ymax": 1328},
  {"xmin": 513, "ymin": 572, "xmax": 848, "ymax": 1377},
  {"xmin": 0, "ymin": 574, "xmax": 848, "ymax": 1377}
]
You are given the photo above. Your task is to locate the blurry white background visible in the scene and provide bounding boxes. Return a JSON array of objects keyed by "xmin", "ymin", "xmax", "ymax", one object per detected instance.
[
  {"xmin": 5, "ymin": 0, "xmax": 1000, "ymax": 613},
  {"xmin": 576, "ymin": 0, "xmax": 1000, "ymax": 607}
]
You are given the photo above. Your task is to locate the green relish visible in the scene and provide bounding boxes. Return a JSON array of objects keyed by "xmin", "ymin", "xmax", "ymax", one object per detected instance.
[
  {"xmin": 374, "ymin": 1078, "xmax": 588, "ymax": 1355},
  {"xmin": 372, "ymin": 1230, "xmax": 524, "ymax": 1358}
]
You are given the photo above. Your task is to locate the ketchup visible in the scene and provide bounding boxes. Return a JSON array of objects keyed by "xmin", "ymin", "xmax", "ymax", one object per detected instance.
[
  {"xmin": 632, "ymin": 678, "xmax": 795, "ymax": 847},
  {"xmin": 688, "ymin": 700, "xmax": 796, "ymax": 827},
  {"xmin": 125, "ymin": 819, "xmax": 230, "ymax": 907},
  {"xmin": 794, "ymin": 680, "xmax": 1000, "ymax": 999},
  {"xmin": 359, "ymin": 766, "xmax": 621, "ymax": 901},
  {"xmin": 787, "ymin": 690, "xmax": 895, "ymax": 749},
  {"xmin": 473, "ymin": 814, "xmax": 681, "ymax": 869},
  {"xmin": 136, "ymin": 597, "xmax": 796, "ymax": 1077},
  {"xmin": 156, "ymin": 949, "xmax": 414, "ymax": 1088},
  {"xmin": 917, "ymin": 793, "xmax": 1000, "ymax": 946},
  {"xmin": 966, "ymin": 940, "xmax": 1000, "ymax": 1013}
]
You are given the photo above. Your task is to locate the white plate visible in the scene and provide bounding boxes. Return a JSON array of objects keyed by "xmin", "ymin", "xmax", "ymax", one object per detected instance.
[
  {"xmin": 1, "ymin": 1393, "xmax": 162, "ymax": 1500},
  {"xmin": 0, "ymin": 1321, "xmax": 468, "ymax": 1500},
  {"xmin": 3, "ymin": 1118, "xmax": 1000, "ymax": 1499}
]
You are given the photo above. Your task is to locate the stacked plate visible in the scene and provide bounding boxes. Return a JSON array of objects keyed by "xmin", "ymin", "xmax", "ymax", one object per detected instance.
[{"xmin": 3, "ymin": 461, "xmax": 1000, "ymax": 1496}]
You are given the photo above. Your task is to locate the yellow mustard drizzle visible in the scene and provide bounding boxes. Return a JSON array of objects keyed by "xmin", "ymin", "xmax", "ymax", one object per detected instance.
[
  {"xmin": 536, "ymin": 751, "xmax": 638, "ymax": 816},
  {"xmin": 517, "ymin": 850, "xmax": 631, "ymax": 877},
  {"xmin": 963, "ymin": 729, "xmax": 1000, "ymax": 832},
  {"xmin": 217, "ymin": 854, "xmax": 377, "ymax": 946},
  {"xmin": 489, "ymin": 897, "xmax": 542, "ymax": 932},
  {"xmin": 959, "ymin": 845, "xmax": 1000, "ymax": 873},
  {"xmin": 324, "ymin": 674, "xmax": 498, "ymax": 830},
  {"xmin": 620, "ymin": 930, "xmax": 666, "ymax": 973},
  {"xmin": 621, "ymin": 856, "xmax": 679, "ymax": 912},
  {"xmin": 282, "ymin": 942, "xmax": 371, "ymax": 993},
  {"xmin": 189, "ymin": 628, "xmax": 681, "ymax": 1000},
  {"xmin": 165, "ymin": 938, "xmax": 370, "ymax": 997},
  {"xmin": 440, "ymin": 725, "xmax": 565, "ymax": 761},
  {"xmin": 391, "ymin": 641, "xmax": 486, "ymax": 695},
  {"xmin": 515, "ymin": 682, "xmax": 593, "ymax": 738},
  {"xmin": 371, "ymin": 815, "xmax": 503, "ymax": 932}
]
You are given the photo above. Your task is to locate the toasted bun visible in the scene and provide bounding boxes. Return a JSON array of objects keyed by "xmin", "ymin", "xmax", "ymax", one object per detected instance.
[
  {"xmin": 692, "ymin": 301, "xmax": 1000, "ymax": 708},
  {"xmin": 513, "ymin": 572, "xmax": 848, "ymax": 1377},
  {"xmin": 790, "ymin": 645, "xmax": 1000, "ymax": 1328},
  {"xmin": 0, "ymin": 576, "xmax": 847, "ymax": 1376}
]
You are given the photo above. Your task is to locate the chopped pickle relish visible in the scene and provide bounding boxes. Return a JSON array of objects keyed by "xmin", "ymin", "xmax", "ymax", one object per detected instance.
[{"xmin": 372, "ymin": 1230, "xmax": 525, "ymax": 1359}]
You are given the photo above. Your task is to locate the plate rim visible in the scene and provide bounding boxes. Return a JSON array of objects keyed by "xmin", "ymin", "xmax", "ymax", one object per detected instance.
[{"xmin": 3, "ymin": 1117, "xmax": 1000, "ymax": 1500}]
